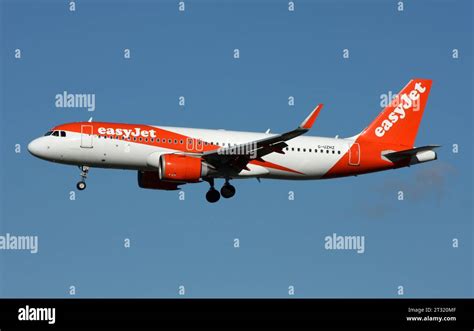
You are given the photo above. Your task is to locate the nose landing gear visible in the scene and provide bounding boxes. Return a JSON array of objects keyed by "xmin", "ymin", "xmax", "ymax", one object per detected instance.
[
  {"xmin": 76, "ymin": 181, "xmax": 86, "ymax": 190},
  {"xmin": 76, "ymin": 166, "xmax": 89, "ymax": 191}
]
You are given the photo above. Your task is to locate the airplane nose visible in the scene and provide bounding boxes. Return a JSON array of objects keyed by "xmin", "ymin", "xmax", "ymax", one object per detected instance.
[{"xmin": 28, "ymin": 138, "xmax": 44, "ymax": 158}]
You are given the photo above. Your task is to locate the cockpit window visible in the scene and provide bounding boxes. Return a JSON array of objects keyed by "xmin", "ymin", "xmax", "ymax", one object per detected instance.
[
  {"xmin": 52, "ymin": 131, "xmax": 59, "ymax": 136},
  {"xmin": 60, "ymin": 131, "xmax": 66, "ymax": 137},
  {"xmin": 44, "ymin": 131, "xmax": 53, "ymax": 136}
]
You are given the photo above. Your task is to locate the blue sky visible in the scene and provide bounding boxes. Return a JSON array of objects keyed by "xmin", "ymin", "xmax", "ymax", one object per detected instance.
[{"xmin": 0, "ymin": 0, "xmax": 472, "ymax": 297}]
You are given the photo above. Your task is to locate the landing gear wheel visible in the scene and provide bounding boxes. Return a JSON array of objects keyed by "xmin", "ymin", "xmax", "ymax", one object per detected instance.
[
  {"xmin": 77, "ymin": 181, "xmax": 86, "ymax": 191},
  {"xmin": 206, "ymin": 189, "xmax": 220, "ymax": 203},
  {"xmin": 220, "ymin": 184, "xmax": 236, "ymax": 199},
  {"xmin": 76, "ymin": 166, "xmax": 90, "ymax": 191}
]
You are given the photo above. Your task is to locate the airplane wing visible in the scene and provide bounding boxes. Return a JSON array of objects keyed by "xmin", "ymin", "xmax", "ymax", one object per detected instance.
[{"xmin": 200, "ymin": 104, "xmax": 323, "ymax": 173}]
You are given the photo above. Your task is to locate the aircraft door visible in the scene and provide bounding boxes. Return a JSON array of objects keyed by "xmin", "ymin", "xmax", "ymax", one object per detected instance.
[
  {"xmin": 348, "ymin": 142, "xmax": 360, "ymax": 166},
  {"xmin": 81, "ymin": 125, "xmax": 93, "ymax": 148}
]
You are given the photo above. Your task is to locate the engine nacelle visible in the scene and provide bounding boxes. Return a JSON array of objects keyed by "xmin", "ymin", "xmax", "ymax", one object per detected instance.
[
  {"xmin": 414, "ymin": 150, "xmax": 437, "ymax": 163},
  {"xmin": 137, "ymin": 171, "xmax": 182, "ymax": 190},
  {"xmin": 159, "ymin": 154, "xmax": 211, "ymax": 182}
]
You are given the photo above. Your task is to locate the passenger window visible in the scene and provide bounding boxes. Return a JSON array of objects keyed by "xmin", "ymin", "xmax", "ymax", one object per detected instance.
[
  {"xmin": 291, "ymin": 148, "xmax": 294, "ymax": 151},
  {"xmin": 309, "ymin": 149, "xmax": 312, "ymax": 152},
  {"xmin": 332, "ymin": 150, "xmax": 335, "ymax": 154},
  {"xmin": 303, "ymin": 148, "xmax": 306, "ymax": 152},
  {"xmin": 297, "ymin": 148, "xmax": 300, "ymax": 152},
  {"xmin": 145, "ymin": 138, "xmax": 148, "ymax": 142},
  {"xmin": 320, "ymin": 149, "xmax": 323, "ymax": 153},
  {"xmin": 151, "ymin": 138, "xmax": 154, "ymax": 142},
  {"xmin": 338, "ymin": 151, "xmax": 341, "ymax": 154},
  {"xmin": 180, "ymin": 140, "xmax": 183, "ymax": 144},
  {"xmin": 326, "ymin": 150, "xmax": 329, "ymax": 153},
  {"xmin": 168, "ymin": 139, "xmax": 172, "ymax": 143},
  {"xmin": 174, "ymin": 139, "xmax": 177, "ymax": 144}
]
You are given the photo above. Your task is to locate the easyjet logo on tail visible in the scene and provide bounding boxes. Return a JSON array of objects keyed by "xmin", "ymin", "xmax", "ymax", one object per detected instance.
[{"xmin": 374, "ymin": 82, "xmax": 426, "ymax": 138}]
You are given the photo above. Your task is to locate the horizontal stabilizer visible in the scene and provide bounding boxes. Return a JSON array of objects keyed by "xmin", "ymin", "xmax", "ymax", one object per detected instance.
[{"xmin": 383, "ymin": 145, "xmax": 440, "ymax": 162}]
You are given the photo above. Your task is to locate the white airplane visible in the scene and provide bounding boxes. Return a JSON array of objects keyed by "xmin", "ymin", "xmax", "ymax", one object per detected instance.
[{"xmin": 28, "ymin": 78, "xmax": 439, "ymax": 203}]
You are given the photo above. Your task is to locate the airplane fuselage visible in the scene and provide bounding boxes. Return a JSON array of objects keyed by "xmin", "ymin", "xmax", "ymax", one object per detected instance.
[{"xmin": 28, "ymin": 122, "xmax": 405, "ymax": 181}]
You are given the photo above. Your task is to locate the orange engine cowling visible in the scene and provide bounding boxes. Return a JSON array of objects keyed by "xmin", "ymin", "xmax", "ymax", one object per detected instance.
[
  {"xmin": 159, "ymin": 154, "xmax": 210, "ymax": 182},
  {"xmin": 137, "ymin": 171, "xmax": 182, "ymax": 190}
]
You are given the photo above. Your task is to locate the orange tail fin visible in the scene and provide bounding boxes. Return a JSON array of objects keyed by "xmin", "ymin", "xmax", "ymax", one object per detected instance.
[{"xmin": 358, "ymin": 79, "xmax": 432, "ymax": 148}]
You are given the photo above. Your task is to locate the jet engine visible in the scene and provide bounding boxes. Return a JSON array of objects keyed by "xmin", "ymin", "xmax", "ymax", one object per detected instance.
[
  {"xmin": 159, "ymin": 154, "xmax": 213, "ymax": 182},
  {"xmin": 137, "ymin": 171, "xmax": 182, "ymax": 190}
]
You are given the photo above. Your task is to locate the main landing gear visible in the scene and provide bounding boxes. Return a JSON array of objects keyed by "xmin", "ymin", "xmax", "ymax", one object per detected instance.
[
  {"xmin": 76, "ymin": 166, "xmax": 89, "ymax": 191},
  {"xmin": 205, "ymin": 179, "xmax": 236, "ymax": 203},
  {"xmin": 205, "ymin": 178, "xmax": 220, "ymax": 203},
  {"xmin": 220, "ymin": 181, "xmax": 236, "ymax": 199}
]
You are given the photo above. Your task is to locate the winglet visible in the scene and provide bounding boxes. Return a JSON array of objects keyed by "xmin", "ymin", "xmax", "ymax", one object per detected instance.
[{"xmin": 299, "ymin": 104, "xmax": 323, "ymax": 130}]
